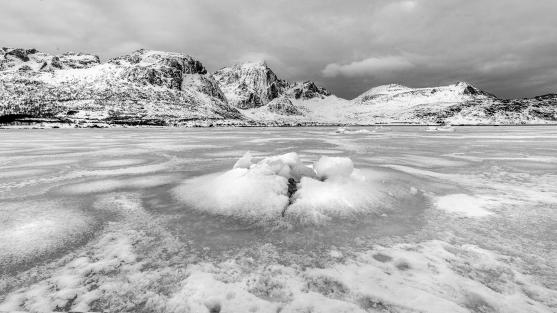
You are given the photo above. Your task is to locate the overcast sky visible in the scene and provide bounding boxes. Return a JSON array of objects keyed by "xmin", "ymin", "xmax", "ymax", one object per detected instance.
[{"xmin": 1, "ymin": 0, "xmax": 556, "ymax": 99}]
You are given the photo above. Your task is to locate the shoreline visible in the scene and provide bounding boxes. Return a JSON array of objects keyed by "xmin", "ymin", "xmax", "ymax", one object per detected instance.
[{"xmin": 2, "ymin": 121, "xmax": 557, "ymax": 129}]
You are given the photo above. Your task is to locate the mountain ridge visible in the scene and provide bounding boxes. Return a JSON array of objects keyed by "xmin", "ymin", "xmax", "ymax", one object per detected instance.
[{"xmin": 1, "ymin": 47, "xmax": 556, "ymax": 127}]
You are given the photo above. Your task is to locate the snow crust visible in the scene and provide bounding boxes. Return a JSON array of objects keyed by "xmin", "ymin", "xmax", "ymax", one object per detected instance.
[
  {"xmin": 435, "ymin": 194, "xmax": 492, "ymax": 217},
  {"xmin": 0, "ymin": 201, "xmax": 94, "ymax": 267}
]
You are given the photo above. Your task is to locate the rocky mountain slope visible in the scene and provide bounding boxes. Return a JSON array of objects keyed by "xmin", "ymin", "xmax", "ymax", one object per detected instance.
[
  {"xmin": 211, "ymin": 61, "xmax": 330, "ymax": 110},
  {"xmin": 347, "ymin": 82, "xmax": 557, "ymax": 124},
  {"xmin": 0, "ymin": 48, "xmax": 243, "ymax": 126},
  {"xmin": 244, "ymin": 81, "xmax": 557, "ymax": 125},
  {"xmin": 1, "ymin": 47, "xmax": 556, "ymax": 127}
]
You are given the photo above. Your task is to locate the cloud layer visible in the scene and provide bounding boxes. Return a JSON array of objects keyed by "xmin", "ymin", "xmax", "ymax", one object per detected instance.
[
  {"xmin": 1, "ymin": 0, "xmax": 556, "ymax": 99},
  {"xmin": 322, "ymin": 56, "xmax": 414, "ymax": 78}
]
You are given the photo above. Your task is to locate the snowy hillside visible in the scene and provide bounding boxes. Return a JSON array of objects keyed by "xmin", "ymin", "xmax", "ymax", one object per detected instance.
[
  {"xmin": 0, "ymin": 48, "xmax": 243, "ymax": 126},
  {"xmin": 1, "ymin": 47, "xmax": 556, "ymax": 126},
  {"xmin": 211, "ymin": 61, "xmax": 289, "ymax": 109},
  {"xmin": 348, "ymin": 82, "xmax": 557, "ymax": 124},
  {"xmin": 245, "ymin": 81, "xmax": 557, "ymax": 125},
  {"xmin": 211, "ymin": 61, "xmax": 330, "ymax": 110}
]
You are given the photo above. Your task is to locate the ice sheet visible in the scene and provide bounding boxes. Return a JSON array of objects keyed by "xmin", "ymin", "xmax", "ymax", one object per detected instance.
[
  {"xmin": 1, "ymin": 126, "xmax": 556, "ymax": 313},
  {"xmin": 434, "ymin": 194, "xmax": 492, "ymax": 217}
]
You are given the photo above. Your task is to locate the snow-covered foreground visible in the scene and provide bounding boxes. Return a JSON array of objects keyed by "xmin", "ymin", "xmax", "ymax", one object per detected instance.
[{"xmin": 0, "ymin": 126, "xmax": 556, "ymax": 313}]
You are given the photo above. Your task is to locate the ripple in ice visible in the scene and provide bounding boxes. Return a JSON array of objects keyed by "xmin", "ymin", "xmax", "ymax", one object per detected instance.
[{"xmin": 0, "ymin": 200, "xmax": 98, "ymax": 274}]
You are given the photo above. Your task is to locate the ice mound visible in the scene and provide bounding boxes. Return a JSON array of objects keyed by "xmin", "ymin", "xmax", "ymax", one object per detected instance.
[
  {"xmin": 174, "ymin": 152, "xmax": 384, "ymax": 224},
  {"xmin": 314, "ymin": 156, "xmax": 353, "ymax": 180},
  {"xmin": 176, "ymin": 168, "xmax": 290, "ymax": 221},
  {"xmin": 287, "ymin": 173, "xmax": 381, "ymax": 224}
]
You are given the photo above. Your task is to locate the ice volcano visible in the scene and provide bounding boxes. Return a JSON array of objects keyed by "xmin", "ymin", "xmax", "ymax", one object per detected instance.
[{"xmin": 173, "ymin": 152, "xmax": 391, "ymax": 224}]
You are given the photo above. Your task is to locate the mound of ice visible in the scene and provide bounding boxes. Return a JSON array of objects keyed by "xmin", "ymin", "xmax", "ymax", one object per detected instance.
[
  {"xmin": 314, "ymin": 156, "xmax": 354, "ymax": 180},
  {"xmin": 175, "ymin": 168, "xmax": 290, "ymax": 221},
  {"xmin": 287, "ymin": 173, "xmax": 381, "ymax": 224},
  {"xmin": 174, "ymin": 152, "xmax": 385, "ymax": 224}
]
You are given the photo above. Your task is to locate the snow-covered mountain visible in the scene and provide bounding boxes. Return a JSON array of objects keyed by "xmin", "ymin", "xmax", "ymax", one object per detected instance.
[
  {"xmin": 1, "ymin": 47, "xmax": 556, "ymax": 127},
  {"xmin": 347, "ymin": 82, "xmax": 556, "ymax": 124},
  {"xmin": 0, "ymin": 48, "xmax": 243, "ymax": 126},
  {"xmin": 211, "ymin": 61, "xmax": 330, "ymax": 110},
  {"xmin": 211, "ymin": 61, "xmax": 288, "ymax": 109},
  {"xmin": 238, "ymin": 80, "xmax": 557, "ymax": 125}
]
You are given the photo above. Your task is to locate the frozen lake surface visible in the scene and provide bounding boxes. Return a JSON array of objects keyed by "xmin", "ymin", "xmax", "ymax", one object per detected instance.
[{"xmin": 0, "ymin": 126, "xmax": 556, "ymax": 313}]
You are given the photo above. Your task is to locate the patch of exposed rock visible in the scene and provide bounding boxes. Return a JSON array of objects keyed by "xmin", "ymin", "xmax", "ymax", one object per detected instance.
[{"xmin": 267, "ymin": 97, "xmax": 301, "ymax": 115}]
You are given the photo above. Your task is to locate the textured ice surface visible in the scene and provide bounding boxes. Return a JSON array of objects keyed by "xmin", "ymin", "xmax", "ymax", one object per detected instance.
[
  {"xmin": 435, "ymin": 194, "xmax": 492, "ymax": 217},
  {"xmin": 1, "ymin": 127, "xmax": 556, "ymax": 313},
  {"xmin": 0, "ymin": 200, "xmax": 95, "ymax": 271},
  {"xmin": 91, "ymin": 158, "xmax": 147, "ymax": 167},
  {"xmin": 57, "ymin": 174, "xmax": 178, "ymax": 195}
]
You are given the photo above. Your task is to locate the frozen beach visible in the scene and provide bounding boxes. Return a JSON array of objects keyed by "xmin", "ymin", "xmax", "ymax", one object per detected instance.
[{"xmin": 0, "ymin": 126, "xmax": 556, "ymax": 313}]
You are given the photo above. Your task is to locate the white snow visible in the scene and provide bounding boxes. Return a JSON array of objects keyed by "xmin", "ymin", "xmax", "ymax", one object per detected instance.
[
  {"xmin": 286, "ymin": 173, "xmax": 381, "ymax": 224},
  {"xmin": 167, "ymin": 271, "xmax": 280, "ymax": 313},
  {"xmin": 435, "ymin": 194, "xmax": 492, "ymax": 217},
  {"xmin": 313, "ymin": 156, "xmax": 354, "ymax": 180},
  {"xmin": 174, "ymin": 168, "xmax": 289, "ymax": 221},
  {"xmin": 233, "ymin": 151, "xmax": 253, "ymax": 169},
  {"xmin": 334, "ymin": 127, "xmax": 374, "ymax": 134},
  {"xmin": 0, "ymin": 201, "xmax": 94, "ymax": 266},
  {"xmin": 174, "ymin": 152, "xmax": 389, "ymax": 224}
]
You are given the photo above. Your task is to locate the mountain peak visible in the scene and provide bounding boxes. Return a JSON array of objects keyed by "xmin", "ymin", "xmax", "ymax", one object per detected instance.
[
  {"xmin": 355, "ymin": 84, "xmax": 413, "ymax": 101},
  {"xmin": 212, "ymin": 61, "xmax": 288, "ymax": 109},
  {"xmin": 0, "ymin": 47, "xmax": 100, "ymax": 71},
  {"xmin": 241, "ymin": 60, "xmax": 268, "ymax": 67},
  {"xmin": 450, "ymin": 81, "xmax": 493, "ymax": 96}
]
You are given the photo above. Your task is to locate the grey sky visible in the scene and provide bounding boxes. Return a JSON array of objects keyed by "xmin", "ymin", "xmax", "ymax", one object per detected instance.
[{"xmin": 1, "ymin": 0, "xmax": 556, "ymax": 99}]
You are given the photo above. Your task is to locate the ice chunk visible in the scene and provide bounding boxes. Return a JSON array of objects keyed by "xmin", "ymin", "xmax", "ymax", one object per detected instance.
[
  {"xmin": 286, "ymin": 171, "xmax": 382, "ymax": 224},
  {"xmin": 335, "ymin": 127, "xmax": 373, "ymax": 135},
  {"xmin": 233, "ymin": 151, "xmax": 253, "ymax": 169},
  {"xmin": 314, "ymin": 156, "xmax": 354, "ymax": 180},
  {"xmin": 174, "ymin": 153, "xmax": 312, "ymax": 221},
  {"xmin": 173, "ymin": 167, "xmax": 290, "ymax": 221},
  {"xmin": 175, "ymin": 152, "xmax": 389, "ymax": 224}
]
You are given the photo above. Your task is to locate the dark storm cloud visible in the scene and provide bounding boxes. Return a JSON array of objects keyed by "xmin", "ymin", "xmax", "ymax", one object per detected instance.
[{"xmin": 1, "ymin": 0, "xmax": 556, "ymax": 99}]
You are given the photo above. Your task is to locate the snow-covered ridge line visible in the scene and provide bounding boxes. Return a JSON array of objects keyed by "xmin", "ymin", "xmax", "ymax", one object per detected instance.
[{"xmin": 1, "ymin": 46, "xmax": 556, "ymax": 127}]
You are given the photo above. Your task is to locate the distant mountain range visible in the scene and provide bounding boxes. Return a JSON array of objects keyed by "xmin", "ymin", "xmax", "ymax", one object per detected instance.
[{"xmin": 1, "ymin": 47, "xmax": 556, "ymax": 127}]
